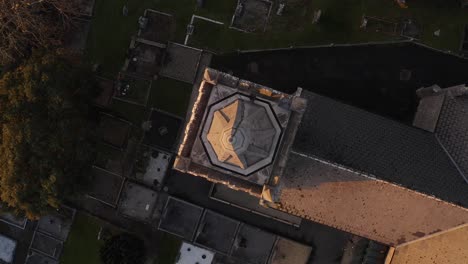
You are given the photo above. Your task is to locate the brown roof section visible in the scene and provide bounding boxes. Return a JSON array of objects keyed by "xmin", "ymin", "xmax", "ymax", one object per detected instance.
[
  {"xmin": 389, "ymin": 224, "xmax": 468, "ymax": 264},
  {"xmin": 275, "ymin": 152, "xmax": 468, "ymax": 245}
]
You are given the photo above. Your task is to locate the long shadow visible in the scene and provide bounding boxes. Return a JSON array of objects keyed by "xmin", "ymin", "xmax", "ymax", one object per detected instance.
[{"xmin": 213, "ymin": 42, "xmax": 468, "ymax": 123}]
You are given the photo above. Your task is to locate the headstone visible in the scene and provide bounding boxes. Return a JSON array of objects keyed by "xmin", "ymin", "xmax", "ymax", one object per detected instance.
[
  {"xmin": 197, "ymin": 0, "xmax": 205, "ymax": 8},
  {"xmin": 122, "ymin": 5, "xmax": 128, "ymax": 16},
  {"xmin": 235, "ymin": 4, "xmax": 243, "ymax": 17},
  {"xmin": 159, "ymin": 126, "xmax": 169, "ymax": 136},
  {"xmin": 312, "ymin": 10, "xmax": 322, "ymax": 24},
  {"xmin": 138, "ymin": 16, "xmax": 148, "ymax": 29},
  {"xmin": 276, "ymin": 3, "xmax": 285, "ymax": 16},
  {"xmin": 361, "ymin": 17, "xmax": 368, "ymax": 29},
  {"xmin": 187, "ymin": 24, "xmax": 195, "ymax": 35}
]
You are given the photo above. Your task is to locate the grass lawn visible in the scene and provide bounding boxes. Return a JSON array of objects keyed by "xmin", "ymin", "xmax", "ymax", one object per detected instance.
[
  {"xmin": 86, "ymin": 0, "xmax": 195, "ymax": 75},
  {"xmin": 61, "ymin": 213, "xmax": 115, "ymax": 264},
  {"xmin": 148, "ymin": 77, "xmax": 192, "ymax": 117},
  {"xmin": 153, "ymin": 233, "xmax": 182, "ymax": 264}
]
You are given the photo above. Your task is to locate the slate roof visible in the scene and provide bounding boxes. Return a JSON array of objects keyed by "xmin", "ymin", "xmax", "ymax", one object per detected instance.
[
  {"xmin": 435, "ymin": 92, "xmax": 468, "ymax": 183},
  {"xmin": 277, "ymin": 153, "xmax": 468, "ymax": 245},
  {"xmin": 292, "ymin": 91, "xmax": 468, "ymax": 207}
]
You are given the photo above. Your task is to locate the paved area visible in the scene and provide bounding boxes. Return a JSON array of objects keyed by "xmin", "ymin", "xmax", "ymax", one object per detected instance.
[{"xmin": 211, "ymin": 184, "xmax": 301, "ymax": 226}]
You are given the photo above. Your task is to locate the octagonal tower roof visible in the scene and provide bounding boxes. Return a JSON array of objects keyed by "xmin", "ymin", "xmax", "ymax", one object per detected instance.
[{"xmin": 201, "ymin": 94, "xmax": 282, "ymax": 175}]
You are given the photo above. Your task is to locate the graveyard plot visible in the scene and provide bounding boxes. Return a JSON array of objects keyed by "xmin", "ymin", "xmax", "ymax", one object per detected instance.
[
  {"xmin": 93, "ymin": 77, "xmax": 115, "ymax": 108},
  {"xmin": 97, "ymin": 113, "xmax": 132, "ymax": 149},
  {"xmin": 195, "ymin": 0, "xmax": 238, "ymax": 24},
  {"xmin": 122, "ymin": 40, "xmax": 165, "ymax": 79},
  {"xmin": 94, "ymin": 143, "xmax": 133, "ymax": 177},
  {"xmin": 399, "ymin": 19, "xmax": 421, "ymax": 39},
  {"xmin": 230, "ymin": 0, "xmax": 273, "ymax": 32},
  {"xmin": 118, "ymin": 182, "xmax": 158, "ymax": 222},
  {"xmin": 138, "ymin": 9, "xmax": 176, "ymax": 44},
  {"xmin": 186, "ymin": 16, "xmax": 226, "ymax": 51},
  {"xmin": 87, "ymin": 167, "xmax": 125, "ymax": 207},
  {"xmin": 361, "ymin": 15, "xmax": 398, "ymax": 35},
  {"xmin": 148, "ymin": 77, "xmax": 192, "ymax": 117},
  {"xmin": 461, "ymin": 25, "xmax": 468, "ymax": 56},
  {"xmin": 143, "ymin": 110, "xmax": 183, "ymax": 151},
  {"xmin": 133, "ymin": 145, "xmax": 172, "ymax": 188},
  {"xmin": 114, "ymin": 74, "xmax": 152, "ymax": 106}
]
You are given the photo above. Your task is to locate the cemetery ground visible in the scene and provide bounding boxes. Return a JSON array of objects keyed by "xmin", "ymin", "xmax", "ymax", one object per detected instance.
[
  {"xmin": 63, "ymin": 0, "xmax": 468, "ymax": 263},
  {"xmin": 87, "ymin": 0, "xmax": 468, "ymax": 76},
  {"xmin": 60, "ymin": 213, "xmax": 182, "ymax": 264},
  {"xmin": 84, "ymin": 0, "xmax": 468, "ymax": 134}
]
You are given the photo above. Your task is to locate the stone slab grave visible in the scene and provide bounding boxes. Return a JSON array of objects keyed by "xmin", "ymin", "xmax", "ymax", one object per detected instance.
[
  {"xmin": 88, "ymin": 166, "xmax": 125, "ymax": 206},
  {"xmin": 176, "ymin": 242, "xmax": 215, "ymax": 264},
  {"xmin": 138, "ymin": 9, "xmax": 175, "ymax": 44},
  {"xmin": 133, "ymin": 145, "xmax": 172, "ymax": 188},
  {"xmin": 123, "ymin": 39, "xmax": 165, "ymax": 79},
  {"xmin": 0, "ymin": 234, "xmax": 16, "ymax": 263},
  {"xmin": 30, "ymin": 233, "xmax": 63, "ymax": 259},
  {"xmin": 118, "ymin": 182, "xmax": 158, "ymax": 222},
  {"xmin": 158, "ymin": 197, "xmax": 204, "ymax": 240},
  {"xmin": 160, "ymin": 42, "xmax": 202, "ymax": 84},
  {"xmin": 231, "ymin": 0, "xmax": 273, "ymax": 32}
]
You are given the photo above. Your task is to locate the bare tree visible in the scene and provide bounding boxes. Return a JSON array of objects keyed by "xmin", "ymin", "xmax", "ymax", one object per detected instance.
[{"xmin": 0, "ymin": 0, "xmax": 80, "ymax": 65}]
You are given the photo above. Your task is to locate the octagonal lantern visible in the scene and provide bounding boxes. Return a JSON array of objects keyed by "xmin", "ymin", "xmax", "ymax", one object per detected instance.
[{"xmin": 201, "ymin": 94, "xmax": 282, "ymax": 176}]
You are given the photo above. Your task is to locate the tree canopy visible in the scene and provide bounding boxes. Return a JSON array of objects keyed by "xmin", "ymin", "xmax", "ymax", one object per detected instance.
[
  {"xmin": 0, "ymin": 53, "xmax": 96, "ymax": 219},
  {"xmin": 100, "ymin": 233, "xmax": 146, "ymax": 264},
  {"xmin": 0, "ymin": 0, "xmax": 79, "ymax": 65}
]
